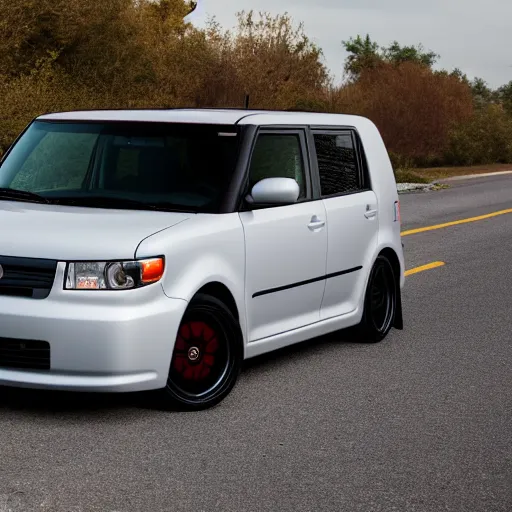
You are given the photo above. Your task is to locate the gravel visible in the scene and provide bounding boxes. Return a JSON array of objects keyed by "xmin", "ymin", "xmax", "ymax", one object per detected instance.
[{"xmin": 397, "ymin": 182, "xmax": 436, "ymax": 193}]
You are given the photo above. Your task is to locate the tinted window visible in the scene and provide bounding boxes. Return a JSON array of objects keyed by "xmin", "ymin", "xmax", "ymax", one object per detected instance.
[
  {"xmin": 248, "ymin": 133, "xmax": 306, "ymax": 198},
  {"xmin": 313, "ymin": 132, "xmax": 361, "ymax": 196},
  {"xmin": 0, "ymin": 121, "xmax": 240, "ymax": 213},
  {"xmin": 10, "ymin": 130, "xmax": 98, "ymax": 191}
]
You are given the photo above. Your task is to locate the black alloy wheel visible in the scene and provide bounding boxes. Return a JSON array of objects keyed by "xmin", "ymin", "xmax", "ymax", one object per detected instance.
[
  {"xmin": 355, "ymin": 254, "xmax": 397, "ymax": 343},
  {"xmin": 161, "ymin": 293, "xmax": 243, "ymax": 410}
]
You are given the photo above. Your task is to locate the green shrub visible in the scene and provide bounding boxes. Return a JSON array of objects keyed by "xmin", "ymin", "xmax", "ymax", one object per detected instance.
[
  {"xmin": 394, "ymin": 169, "xmax": 431, "ymax": 184},
  {"xmin": 445, "ymin": 104, "xmax": 512, "ymax": 165}
]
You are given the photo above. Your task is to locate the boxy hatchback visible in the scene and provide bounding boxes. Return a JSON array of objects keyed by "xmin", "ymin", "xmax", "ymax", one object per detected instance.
[{"xmin": 0, "ymin": 109, "xmax": 405, "ymax": 410}]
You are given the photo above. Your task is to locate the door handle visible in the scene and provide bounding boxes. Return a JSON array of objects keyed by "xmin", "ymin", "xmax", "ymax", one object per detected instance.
[
  {"xmin": 308, "ymin": 215, "xmax": 325, "ymax": 231},
  {"xmin": 364, "ymin": 208, "xmax": 378, "ymax": 219}
]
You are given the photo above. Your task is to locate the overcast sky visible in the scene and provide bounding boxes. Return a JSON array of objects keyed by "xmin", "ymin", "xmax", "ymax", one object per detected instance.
[{"xmin": 188, "ymin": 0, "xmax": 512, "ymax": 88}]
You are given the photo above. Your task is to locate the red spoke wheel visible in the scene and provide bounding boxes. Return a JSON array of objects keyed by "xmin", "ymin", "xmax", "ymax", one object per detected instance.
[
  {"xmin": 172, "ymin": 321, "xmax": 220, "ymax": 383},
  {"xmin": 162, "ymin": 293, "xmax": 242, "ymax": 410}
]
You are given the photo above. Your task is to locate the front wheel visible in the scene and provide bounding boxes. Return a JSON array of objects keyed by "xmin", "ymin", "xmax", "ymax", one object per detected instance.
[
  {"xmin": 354, "ymin": 255, "xmax": 397, "ymax": 343},
  {"xmin": 160, "ymin": 293, "xmax": 243, "ymax": 411}
]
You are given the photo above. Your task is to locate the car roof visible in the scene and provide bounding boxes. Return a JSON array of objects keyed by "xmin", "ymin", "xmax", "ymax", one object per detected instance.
[{"xmin": 37, "ymin": 108, "xmax": 369, "ymax": 127}]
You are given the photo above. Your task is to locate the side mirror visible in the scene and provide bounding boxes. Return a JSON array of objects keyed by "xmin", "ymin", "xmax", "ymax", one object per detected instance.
[{"xmin": 246, "ymin": 177, "xmax": 300, "ymax": 206}]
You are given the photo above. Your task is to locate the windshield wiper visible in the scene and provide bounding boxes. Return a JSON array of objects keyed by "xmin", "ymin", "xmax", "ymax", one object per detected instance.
[
  {"xmin": 0, "ymin": 188, "xmax": 50, "ymax": 204},
  {"xmin": 149, "ymin": 201, "xmax": 199, "ymax": 213},
  {"xmin": 53, "ymin": 196, "xmax": 196, "ymax": 213},
  {"xmin": 54, "ymin": 196, "xmax": 155, "ymax": 210}
]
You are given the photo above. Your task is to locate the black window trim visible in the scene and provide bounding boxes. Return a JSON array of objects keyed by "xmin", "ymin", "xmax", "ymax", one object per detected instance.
[
  {"xmin": 220, "ymin": 124, "xmax": 257, "ymax": 213},
  {"xmin": 308, "ymin": 125, "xmax": 372, "ymax": 200},
  {"xmin": 237, "ymin": 125, "xmax": 315, "ymax": 212},
  {"xmin": 353, "ymin": 129, "xmax": 372, "ymax": 191}
]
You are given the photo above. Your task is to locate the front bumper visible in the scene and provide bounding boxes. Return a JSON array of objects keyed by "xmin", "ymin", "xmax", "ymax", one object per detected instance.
[{"xmin": 0, "ymin": 264, "xmax": 188, "ymax": 392}]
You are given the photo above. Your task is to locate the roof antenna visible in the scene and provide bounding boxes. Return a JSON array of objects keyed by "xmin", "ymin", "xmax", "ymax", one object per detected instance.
[{"xmin": 244, "ymin": 94, "xmax": 250, "ymax": 110}]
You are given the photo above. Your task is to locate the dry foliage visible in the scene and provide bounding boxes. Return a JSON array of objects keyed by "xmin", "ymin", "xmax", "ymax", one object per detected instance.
[
  {"xmin": 330, "ymin": 62, "xmax": 474, "ymax": 165},
  {"xmin": 0, "ymin": 2, "xmax": 330, "ymax": 156},
  {"xmin": 0, "ymin": 0, "xmax": 510, "ymax": 166}
]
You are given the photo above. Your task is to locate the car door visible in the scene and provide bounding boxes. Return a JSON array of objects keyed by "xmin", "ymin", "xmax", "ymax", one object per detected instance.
[
  {"xmin": 239, "ymin": 128, "xmax": 328, "ymax": 342},
  {"xmin": 309, "ymin": 128, "xmax": 379, "ymax": 321}
]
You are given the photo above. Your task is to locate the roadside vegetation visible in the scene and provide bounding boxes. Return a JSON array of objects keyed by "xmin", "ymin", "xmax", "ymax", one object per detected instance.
[
  {"xmin": 1, "ymin": 0, "xmax": 511, "ymax": 181},
  {"xmin": 398, "ymin": 164, "xmax": 512, "ymax": 183}
]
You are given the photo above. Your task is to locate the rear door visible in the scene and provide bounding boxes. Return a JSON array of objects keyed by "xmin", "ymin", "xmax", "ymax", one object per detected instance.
[
  {"xmin": 239, "ymin": 128, "xmax": 328, "ymax": 342},
  {"xmin": 309, "ymin": 128, "xmax": 379, "ymax": 320}
]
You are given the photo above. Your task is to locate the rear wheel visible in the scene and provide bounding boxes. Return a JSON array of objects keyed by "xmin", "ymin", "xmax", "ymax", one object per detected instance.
[
  {"xmin": 161, "ymin": 293, "xmax": 242, "ymax": 411},
  {"xmin": 355, "ymin": 255, "xmax": 397, "ymax": 343}
]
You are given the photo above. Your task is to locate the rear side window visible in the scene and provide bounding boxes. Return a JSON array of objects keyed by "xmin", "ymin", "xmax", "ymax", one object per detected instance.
[{"xmin": 313, "ymin": 131, "xmax": 363, "ymax": 197}]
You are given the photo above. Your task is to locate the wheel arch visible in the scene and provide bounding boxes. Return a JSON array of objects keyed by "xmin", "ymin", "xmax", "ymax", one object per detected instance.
[
  {"xmin": 189, "ymin": 281, "xmax": 247, "ymax": 358},
  {"xmin": 193, "ymin": 282, "xmax": 240, "ymax": 322}
]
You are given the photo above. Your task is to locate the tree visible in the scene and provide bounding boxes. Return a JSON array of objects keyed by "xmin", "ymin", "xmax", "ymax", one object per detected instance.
[
  {"xmin": 141, "ymin": 0, "xmax": 197, "ymax": 28},
  {"xmin": 0, "ymin": 0, "xmax": 138, "ymax": 77},
  {"xmin": 497, "ymin": 80, "xmax": 512, "ymax": 114},
  {"xmin": 203, "ymin": 11, "xmax": 330, "ymax": 109},
  {"xmin": 186, "ymin": 1, "xmax": 197, "ymax": 16},
  {"xmin": 342, "ymin": 35, "xmax": 380, "ymax": 80},
  {"xmin": 331, "ymin": 61, "xmax": 474, "ymax": 164},
  {"xmin": 448, "ymin": 68, "xmax": 470, "ymax": 84},
  {"xmin": 382, "ymin": 41, "xmax": 438, "ymax": 68},
  {"xmin": 0, "ymin": 0, "xmax": 197, "ymax": 81},
  {"xmin": 342, "ymin": 35, "xmax": 439, "ymax": 81},
  {"xmin": 470, "ymin": 77, "xmax": 495, "ymax": 105},
  {"xmin": 0, "ymin": 0, "xmax": 215, "ymax": 152}
]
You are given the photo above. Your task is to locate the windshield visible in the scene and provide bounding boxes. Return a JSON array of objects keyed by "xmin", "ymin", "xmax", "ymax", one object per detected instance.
[{"xmin": 0, "ymin": 120, "xmax": 240, "ymax": 213}]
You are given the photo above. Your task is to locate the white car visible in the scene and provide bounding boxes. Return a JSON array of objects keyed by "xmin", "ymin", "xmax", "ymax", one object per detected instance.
[{"xmin": 0, "ymin": 109, "xmax": 404, "ymax": 410}]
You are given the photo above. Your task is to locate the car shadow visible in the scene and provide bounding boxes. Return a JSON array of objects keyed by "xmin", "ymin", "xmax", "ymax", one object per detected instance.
[
  {"xmin": 0, "ymin": 330, "xmax": 364, "ymax": 415},
  {"xmin": 242, "ymin": 328, "xmax": 363, "ymax": 373},
  {"xmin": 0, "ymin": 385, "xmax": 144, "ymax": 414}
]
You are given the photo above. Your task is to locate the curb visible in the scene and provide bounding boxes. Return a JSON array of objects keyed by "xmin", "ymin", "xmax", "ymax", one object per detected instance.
[
  {"xmin": 439, "ymin": 170, "xmax": 512, "ymax": 182},
  {"xmin": 398, "ymin": 169, "xmax": 512, "ymax": 193}
]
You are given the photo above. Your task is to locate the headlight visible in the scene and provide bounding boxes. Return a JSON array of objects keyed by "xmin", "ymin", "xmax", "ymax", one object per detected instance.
[{"xmin": 65, "ymin": 258, "xmax": 164, "ymax": 290}]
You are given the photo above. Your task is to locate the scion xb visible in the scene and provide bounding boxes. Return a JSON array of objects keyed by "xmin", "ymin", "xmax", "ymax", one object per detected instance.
[{"xmin": 0, "ymin": 109, "xmax": 404, "ymax": 410}]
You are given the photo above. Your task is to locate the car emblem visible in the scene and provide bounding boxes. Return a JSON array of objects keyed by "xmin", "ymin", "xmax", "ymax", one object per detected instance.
[
  {"xmin": 188, "ymin": 346, "xmax": 200, "ymax": 362},
  {"xmin": 0, "ymin": 264, "xmax": 3, "ymax": 280}
]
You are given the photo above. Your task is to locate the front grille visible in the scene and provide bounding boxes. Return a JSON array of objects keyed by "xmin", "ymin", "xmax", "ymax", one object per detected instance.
[
  {"xmin": 0, "ymin": 338, "xmax": 50, "ymax": 370},
  {"xmin": 0, "ymin": 256, "xmax": 57, "ymax": 299}
]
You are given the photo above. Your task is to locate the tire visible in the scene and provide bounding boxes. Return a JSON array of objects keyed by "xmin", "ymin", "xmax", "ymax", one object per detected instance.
[
  {"xmin": 354, "ymin": 254, "xmax": 397, "ymax": 343},
  {"xmin": 159, "ymin": 293, "xmax": 243, "ymax": 411}
]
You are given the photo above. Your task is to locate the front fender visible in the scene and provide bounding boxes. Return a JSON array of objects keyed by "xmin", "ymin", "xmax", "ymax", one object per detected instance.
[{"xmin": 135, "ymin": 213, "xmax": 248, "ymax": 342}]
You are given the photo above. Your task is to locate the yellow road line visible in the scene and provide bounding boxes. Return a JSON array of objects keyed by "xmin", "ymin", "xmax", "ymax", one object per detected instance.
[
  {"xmin": 401, "ymin": 209, "xmax": 512, "ymax": 236},
  {"xmin": 405, "ymin": 261, "xmax": 445, "ymax": 277}
]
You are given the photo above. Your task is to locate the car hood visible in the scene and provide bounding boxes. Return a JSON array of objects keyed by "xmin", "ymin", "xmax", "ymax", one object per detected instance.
[{"xmin": 0, "ymin": 201, "xmax": 191, "ymax": 261}]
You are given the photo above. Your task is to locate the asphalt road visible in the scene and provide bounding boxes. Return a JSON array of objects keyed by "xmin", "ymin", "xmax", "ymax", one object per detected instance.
[{"xmin": 1, "ymin": 175, "xmax": 511, "ymax": 512}]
